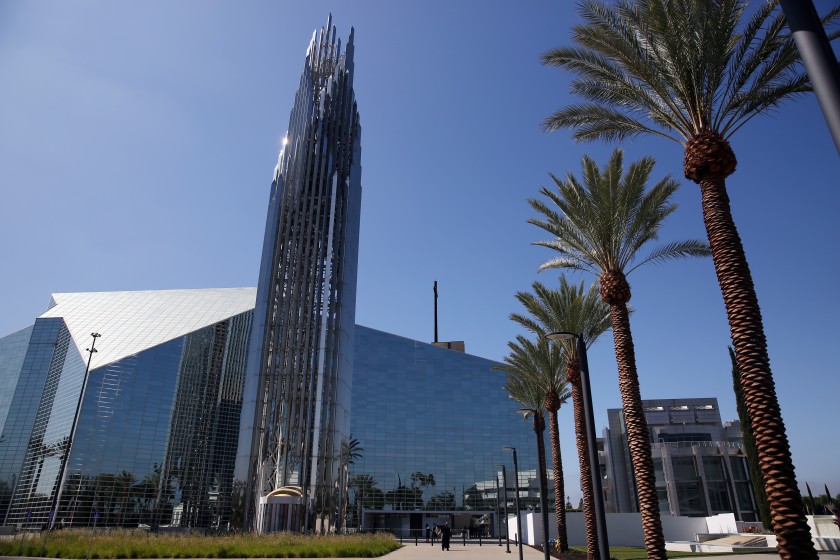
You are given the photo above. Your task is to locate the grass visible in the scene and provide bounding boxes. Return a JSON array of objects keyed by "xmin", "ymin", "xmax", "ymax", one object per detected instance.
[{"xmin": 0, "ymin": 530, "xmax": 402, "ymax": 558}]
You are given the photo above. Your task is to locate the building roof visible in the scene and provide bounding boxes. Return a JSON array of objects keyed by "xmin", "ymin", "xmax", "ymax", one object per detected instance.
[{"xmin": 39, "ymin": 287, "xmax": 257, "ymax": 369}]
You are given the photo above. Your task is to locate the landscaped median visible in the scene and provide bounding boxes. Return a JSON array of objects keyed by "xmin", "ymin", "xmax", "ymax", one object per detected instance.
[{"xmin": 1, "ymin": 530, "xmax": 402, "ymax": 558}]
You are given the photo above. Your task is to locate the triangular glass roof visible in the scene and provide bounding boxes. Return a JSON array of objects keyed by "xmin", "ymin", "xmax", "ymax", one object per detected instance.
[{"xmin": 39, "ymin": 287, "xmax": 256, "ymax": 370}]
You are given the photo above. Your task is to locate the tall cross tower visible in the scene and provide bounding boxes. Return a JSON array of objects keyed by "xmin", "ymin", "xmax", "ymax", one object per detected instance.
[{"xmin": 235, "ymin": 15, "xmax": 362, "ymax": 533}]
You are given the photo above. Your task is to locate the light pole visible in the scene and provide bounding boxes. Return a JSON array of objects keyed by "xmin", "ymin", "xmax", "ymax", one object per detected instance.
[
  {"xmin": 494, "ymin": 463, "xmax": 510, "ymax": 553},
  {"xmin": 502, "ymin": 447, "xmax": 523, "ymax": 560},
  {"xmin": 48, "ymin": 332, "xmax": 101, "ymax": 530},
  {"xmin": 547, "ymin": 331, "xmax": 610, "ymax": 560},
  {"xmin": 515, "ymin": 409, "xmax": 551, "ymax": 560}
]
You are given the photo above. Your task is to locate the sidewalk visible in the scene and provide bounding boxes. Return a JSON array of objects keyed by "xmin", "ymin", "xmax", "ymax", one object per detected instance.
[
  {"xmin": 3, "ymin": 544, "xmax": 838, "ymax": 560},
  {"xmin": 380, "ymin": 540, "xmax": 838, "ymax": 559}
]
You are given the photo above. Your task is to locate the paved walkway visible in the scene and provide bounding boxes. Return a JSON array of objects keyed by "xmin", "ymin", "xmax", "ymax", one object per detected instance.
[
  {"xmin": 376, "ymin": 540, "xmax": 837, "ymax": 559},
  {"xmin": 3, "ymin": 544, "xmax": 839, "ymax": 560}
]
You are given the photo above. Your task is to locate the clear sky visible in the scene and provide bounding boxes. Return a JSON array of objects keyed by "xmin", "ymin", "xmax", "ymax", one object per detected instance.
[{"xmin": 1, "ymin": 1, "xmax": 838, "ymax": 505}]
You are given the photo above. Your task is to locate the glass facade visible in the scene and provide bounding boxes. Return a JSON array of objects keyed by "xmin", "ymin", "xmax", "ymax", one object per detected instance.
[
  {"xmin": 0, "ymin": 290, "xmax": 254, "ymax": 529},
  {"xmin": 234, "ymin": 15, "xmax": 362, "ymax": 534},
  {"xmin": 347, "ymin": 326, "xmax": 549, "ymax": 537},
  {"xmin": 603, "ymin": 398, "xmax": 758, "ymax": 520}
]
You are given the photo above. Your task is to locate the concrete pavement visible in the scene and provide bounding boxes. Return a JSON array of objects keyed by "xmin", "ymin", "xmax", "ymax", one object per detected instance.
[
  {"xmin": 3, "ymin": 542, "xmax": 838, "ymax": 560},
  {"xmin": 380, "ymin": 539, "xmax": 839, "ymax": 559}
]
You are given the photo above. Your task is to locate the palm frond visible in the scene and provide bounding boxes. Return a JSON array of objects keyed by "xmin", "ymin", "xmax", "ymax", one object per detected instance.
[
  {"xmin": 627, "ymin": 240, "xmax": 711, "ymax": 273},
  {"xmin": 542, "ymin": 104, "xmax": 681, "ymax": 143},
  {"xmin": 531, "ymin": 149, "xmax": 703, "ymax": 282},
  {"xmin": 542, "ymin": 0, "xmax": 832, "ymax": 144}
]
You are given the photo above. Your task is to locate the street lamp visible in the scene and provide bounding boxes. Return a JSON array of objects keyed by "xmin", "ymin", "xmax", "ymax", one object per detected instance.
[
  {"xmin": 502, "ymin": 447, "xmax": 523, "ymax": 560},
  {"xmin": 546, "ymin": 331, "xmax": 610, "ymax": 560},
  {"xmin": 515, "ymin": 408, "xmax": 550, "ymax": 560},
  {"xmin": 48, "ymin": 332, "xmax": 101, "ymax": 530},
  {"xmin": 494, "ymin": 464, "xmax": 511, "ymax": 553}
]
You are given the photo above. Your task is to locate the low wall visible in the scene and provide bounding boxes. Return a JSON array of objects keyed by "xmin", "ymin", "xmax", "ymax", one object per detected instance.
[{"xmin": 506, "ymin": 511, "xmax": 826, "ymax": 548}]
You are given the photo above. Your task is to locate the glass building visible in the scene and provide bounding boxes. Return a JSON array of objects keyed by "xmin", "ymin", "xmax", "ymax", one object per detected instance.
[
  {"xmin": 348, "ymin": 326, "xmax": 548, "ymax": 537},
  {"xmin": 0, "ymin": 288, "xmax": 254, "ymax": 530},
  {"xmin": 0, "ymin": 17, "xmax": 553, "ymax": 537},
  {"xmin": 601, "ymin": 397, "xmax": 758, "ymax": 521},
  {"xmin": 234, "ymin": 15, "xmax": 362, "ymax": 534}
]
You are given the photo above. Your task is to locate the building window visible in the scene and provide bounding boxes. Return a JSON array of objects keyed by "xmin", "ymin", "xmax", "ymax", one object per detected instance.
[
  {"xmin": 659, "ymin": 433, "xmax": 712, "ymax": 444},
  {"xmin": 702, "ymin": 456, "xmax": 726, "ymax": 481},
  {"xmin": 672, "ymin": 457, "xmax": 697, "ymax": 482},
  {"xmin": 676, "ymin": 482, "xmax": 706, "ymax": 516},
  {"xmin": 707, "ymin": 481, "xmax": 732, "ymax": 513}
]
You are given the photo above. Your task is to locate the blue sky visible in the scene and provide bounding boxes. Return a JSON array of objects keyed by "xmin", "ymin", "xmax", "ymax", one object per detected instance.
[{"xmin": 1, "ymin": 1, "xmax": 838, "ymax": 504}]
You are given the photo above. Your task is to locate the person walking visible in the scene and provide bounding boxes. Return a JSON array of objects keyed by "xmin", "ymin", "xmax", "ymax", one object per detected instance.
[
  {"xmin": 441, "ymin": 522, "xmax": 451, "ymax": 551},
  {"xmin": 425, "ymin": 524, "xmax": 431, "ymax": 542}
]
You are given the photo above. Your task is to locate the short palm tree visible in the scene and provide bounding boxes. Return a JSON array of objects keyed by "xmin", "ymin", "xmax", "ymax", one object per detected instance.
[
  {"xmin": 541, "ymin": 3, "xmax": 839, "ymax": 557},
  {"xmin": 511, "ymin": 278, "xmax": 611, "ymax": 560},
  {"xmin": 498, "ymin": 335, "xmax": 569, "ymax": 552},
  {"xmin": 530, "ymin": 149, "xmax": 710, "ymax": 559}
]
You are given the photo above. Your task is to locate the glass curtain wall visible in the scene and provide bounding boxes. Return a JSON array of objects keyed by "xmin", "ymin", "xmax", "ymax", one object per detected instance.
[
  {"xmin": 347, "ymin": 326, "xmax": 547, "ymax": 537},
  {"xmin": 3, "ymin": 312, "xmax": 251, "ymax": 529}
]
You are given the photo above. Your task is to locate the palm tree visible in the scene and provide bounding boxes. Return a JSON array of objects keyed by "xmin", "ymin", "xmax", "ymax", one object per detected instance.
[
  {"xmin": 348, "ymin": 435, "xmax": 364, "ymax": 465},
  {"xmin": 540, "ymin": 3, "xmax": 839, "ymax": 557},
  {"xmin": 530, "ymin": 149, "xmax": 710, "ymax": 559},
  {"xmin": 498, "ymin": 335, "xmax": 570, "ymax": 552},
  {"xmin": 511, "ymin": 278, "xmax": 611, "ymax": 560}
]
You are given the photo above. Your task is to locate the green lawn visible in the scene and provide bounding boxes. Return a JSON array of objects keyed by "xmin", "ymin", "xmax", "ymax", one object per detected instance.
[{"xmin": 0, "ymin": 530, "xmax": 402, "ymax": 558}]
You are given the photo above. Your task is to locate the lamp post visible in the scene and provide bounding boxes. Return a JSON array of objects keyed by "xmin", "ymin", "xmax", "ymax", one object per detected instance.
[
  {"xmin": 547, "ymin": 331, "xmax": 610, "ymax": 560},
  {"xmin": 48, "ymin": 332, "xmax": 101, "ymax": 530},
  {"xmin": 515, "ymin": 409, "xmax": 550, "ymax": 560},
  {"xmin": 502, "ymin": 447, "xmax": 523, "ymax": 560},
  {"xmin": 494, "ymin": 463, "xmax": 511, "ymax": 553}
]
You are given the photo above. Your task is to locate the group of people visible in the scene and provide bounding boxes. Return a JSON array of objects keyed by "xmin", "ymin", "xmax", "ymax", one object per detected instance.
[{"xmin": 425, "ymin": 522, "xmax": 451, "ymax": 550}]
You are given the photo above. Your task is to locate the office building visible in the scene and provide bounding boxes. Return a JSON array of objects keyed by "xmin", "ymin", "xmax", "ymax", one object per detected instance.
[{"xmin": 601, "ymin": 397, "xmax": 758, "ymax": 521}]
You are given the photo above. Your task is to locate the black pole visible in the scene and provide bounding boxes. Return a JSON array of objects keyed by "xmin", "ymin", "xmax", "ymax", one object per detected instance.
[
  {"xmin": 779, "ymin": 0, "xmax": 840, "ymax": 155},
  {"xmin": 495, "ymin": 472, "xmax": 502, "ymax": 545},
  {"xmin": 499, "ymin": 465, "xmax": 511, "ymax": 553},
  {"xmin": 577, "ymin": 334, "xmax": 611, "ymax": 560},
  {"xmin": 508, "ymin": 448, "xmax": 524, "ymax": 560},
  {"xmin": 433, "ymin": 281, "xmax": 439, "ymax": 343},
  {"xmin": 534, "ymin": 415, "xmax": 550, "ymax": 560},
  {"xmin": 48, "ymin": 332, "xmax": 101, "ymax": 530}
]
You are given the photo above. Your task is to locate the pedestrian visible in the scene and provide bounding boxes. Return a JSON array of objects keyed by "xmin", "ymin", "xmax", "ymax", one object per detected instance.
[
  {"xmin": 441, "ymin": 521, "xmax": 451, "ymax": 551},
  {"xmin": 431, "ymin": 524, "xmax": 438, "ymax": 546},
  {"xmin": 425, "ymin": 524, "xmax": 431, "ymax": 542}
]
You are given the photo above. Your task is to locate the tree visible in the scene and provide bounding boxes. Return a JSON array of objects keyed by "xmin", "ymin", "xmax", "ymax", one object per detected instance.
[
  {"xmin": 427, "ymin": 491, "xmax": 456, "ymax": 510},
  {"xmin": 410, "ymin": 471, "xmax": 436, "ymax": 505},
  {"xmin": 530, "ymin": 149, "xmax": 710, "ymax": 559},
  {"xmin": 499, "ymin": 342, "xmax": 565, "ymax": 551},
  {"xmin": 730, "ymin": 347, "xmax": 771, "ymax": 528},
  {"xmin": 511, "ymin": 278, "xmax": 611, "ymax": 559},
  {"xmin": 348, "ymin": 435, "xmax": 364, "ymax": 465},
  {"xmin": 541, "ymin": 3, "xmax": 839, "ymax": 558}
]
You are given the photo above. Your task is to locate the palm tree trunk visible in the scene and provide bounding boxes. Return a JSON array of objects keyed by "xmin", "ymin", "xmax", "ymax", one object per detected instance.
[
  {"xmin": 609, "ymin": 302, "xmax": 665, "ymax": 560},
  {"xmin": 548, "ymin": 407, "xmax": 569, "ymax": 552},
  {"xmin": 698, "ymin": 175, "xmax": 816, "ymax": 560},
  {"xmin": 568, "ymin": 360, "xmax": 598, "ymax": 560}
]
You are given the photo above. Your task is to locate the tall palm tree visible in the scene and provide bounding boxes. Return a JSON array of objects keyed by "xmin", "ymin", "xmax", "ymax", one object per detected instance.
[
  {"xmin": 511, "ymin": 278, "xmax": 611, "ymax": 560},
  {"xmin": 530, "ymin": 149, "xmax": 710, "ymax": 559},
  {"xmin": 540, "ymin": 3, "xmax": 839, "ymax": 558},
  {"xmin": 498, "ymin": 335, "xmax": 570, "ymax": 552}
]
